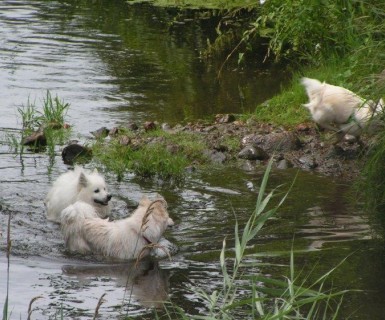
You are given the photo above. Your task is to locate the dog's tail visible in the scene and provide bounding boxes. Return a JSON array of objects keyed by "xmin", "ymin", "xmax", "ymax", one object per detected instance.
[
  {"xmin": 300, "ymin": 77, "xmax": 324, "ymax": 110},
  {"xmin": 301, "ymin": 77, "xmax": 323, "ymax": 96}
]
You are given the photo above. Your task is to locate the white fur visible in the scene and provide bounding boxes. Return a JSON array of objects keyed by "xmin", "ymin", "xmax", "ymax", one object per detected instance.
[
  {"xmin": 45, "ymin": 166, "xmax": 111, "ymax": 223},
  {"xmin": 60, "ymin": 196, "xmax": 174, "ymax": 260},
  {"xmin": 301, "ymin": 77, "xmax": 383, "ymax": 142}
]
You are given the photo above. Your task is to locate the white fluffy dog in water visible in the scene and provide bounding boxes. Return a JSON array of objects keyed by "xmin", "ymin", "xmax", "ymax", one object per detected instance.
[
  {"xmin": 60, "ymin": 195, "xmax": 174, "ymax": 260},
  {"xmin": 45, "ymin": 166, "xmax": 112, "ymax": 223},
  {"xmin": 301, "ymin": 77, "xmax": 384, "ymax": 143}
]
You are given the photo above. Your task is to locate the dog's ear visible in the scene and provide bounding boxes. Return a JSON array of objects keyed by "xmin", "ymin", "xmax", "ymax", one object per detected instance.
[
  {"xmin": 79, "ymin": 172, "xmax": 88, "ymax": 188},
  {"xmin": 92, "ymin": 168, "xmax": 99, "ymax": 174}
]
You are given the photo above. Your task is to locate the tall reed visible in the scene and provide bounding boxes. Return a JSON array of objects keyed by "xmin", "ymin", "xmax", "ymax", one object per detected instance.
[{"xmin": 161, "ymin": 159, "xmax": 348, "ymax": 319}]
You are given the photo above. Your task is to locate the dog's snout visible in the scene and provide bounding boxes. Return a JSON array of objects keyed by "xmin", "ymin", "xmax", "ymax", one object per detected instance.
[{"xmin": 107, "ymin": 194, "xmax": 112, "ymax": 201}]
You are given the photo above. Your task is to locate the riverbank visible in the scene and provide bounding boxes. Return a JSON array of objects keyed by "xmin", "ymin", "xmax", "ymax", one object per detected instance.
[{"xmin": 70, "ymin": 113, "xmax": 366, "ymax": 182}]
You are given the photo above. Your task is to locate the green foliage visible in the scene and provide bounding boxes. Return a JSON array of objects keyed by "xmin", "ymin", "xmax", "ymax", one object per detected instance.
[
  {"xmin": 18, "ymin": 99, "xmax": 39, "ymax": 131},
  {"xmin": 221, "ymin": 135, "xmax": 241, "ymax": 154},
  {"xmin": 18, "ymin": 91, "xmax": 69, "ymax": 132},
  {"xmin": 253, "ymin": 76, "xmax": 309, "ymax": 126},
  {"xmin": 92, "ymin": 129, "xmax": 210, "ymax": 180},
  {"xmin": 40, "ymin": 91, "xmax": 70, "ymax": 128},
  {"xmin": 254, "ymin": 0, "xmax": 362, "ymax": 63},
  {"xmin": 208, "ymin": 0, "xmax": 385, "ymax": 65},
  {"xmin": 132, "ymin": 143, "xmax": 189, "ymax": 179},
  {"xmin": 7, "ymin": 92, "xmax": 71, "ymax": 157}
]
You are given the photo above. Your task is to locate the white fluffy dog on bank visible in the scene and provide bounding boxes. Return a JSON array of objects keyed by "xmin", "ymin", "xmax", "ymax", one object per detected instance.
[
  {"xmin": 301, "ymin": 77, "xmax": 384, "ymax": 143},
  {"xmin": 45, "ymin": 166, "xmax": 112, "ymax": 223},
  {"xmin": 60, "ymin": 195, "xmax": 174, "ymax": 260}
]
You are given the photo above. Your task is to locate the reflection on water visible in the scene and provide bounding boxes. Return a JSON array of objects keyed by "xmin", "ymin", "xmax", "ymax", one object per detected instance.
[
  {"xmin": 0, "ymin": 0, "xmax": 286, "ymax": 136},
  {"xmin": 0, "ymin": 0, "xmax": 385, "ymax": 319},
  {"xmin": 62, "ymin": 260, "xmax": 170, "ymax": 310},
  {"xmin": 299, "ymin": 206, "xmax": 371, "ymax": 250}
]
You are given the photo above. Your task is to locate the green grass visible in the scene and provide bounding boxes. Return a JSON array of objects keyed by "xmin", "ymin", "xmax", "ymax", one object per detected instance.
[
  {"xmin": 252, "ymin": 76, "xmax": 309, "ymax": 126},
  {"xmin": 40, "ymin": 91, "xmax": 69, "ymax": 129},
  {"xmin": 18, "ymin": 91, "xmax": 69, "ymax": 132},
  {"xmin": 92, "ymin": 128, "xmax": 212, "ymax": 180},
  {"xmin": 6, "ymin": 92, "xmax": 71, "ymax": 161}
]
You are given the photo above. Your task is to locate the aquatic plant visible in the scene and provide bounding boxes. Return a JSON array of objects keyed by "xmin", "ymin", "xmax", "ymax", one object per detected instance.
[
  {"xmin": 7, "ymin": 92, "xmax": 71, "ymax": 159},
  {"xmin": 18, "ymin": 91, "xmax": 69, "ymax": 132},
  {"xmin": 40, "ymin": 91, "xmax": 70, "ymax": 129},
  {"xmin": 92, "ymin": 129, "xmax": 210, "ymax": 180},
  {"xmin": 159, "ymin": 159, "xmax": 348, "ymax": 319}
]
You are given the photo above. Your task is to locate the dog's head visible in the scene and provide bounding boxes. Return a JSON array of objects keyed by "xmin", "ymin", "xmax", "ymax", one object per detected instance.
[
  {"xmin": 77, "ymin": 169, "xmax": 112, "ymax": 217},
  {"xmin": 139, "ymin": 195, "xmax": 174, "ymax": 243}
]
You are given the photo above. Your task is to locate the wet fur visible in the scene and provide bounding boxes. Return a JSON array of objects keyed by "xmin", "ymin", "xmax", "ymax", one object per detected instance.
[
  {"xmin": 301, "ymin": 77, "xmax": 383, "ymax": 142},
  {"xmin": 60, "ymin": 196, "xmax": 174, "ymax": 260},
  {"xmin": 45, "ymin": 166, "xmax": 112, "ymax": 223}
]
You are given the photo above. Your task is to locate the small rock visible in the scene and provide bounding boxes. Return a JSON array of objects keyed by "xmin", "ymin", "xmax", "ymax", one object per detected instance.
[
  {"xmin": 161, "ymin": 123, "xmax": 171, "ymax": 131},
  {"xmin": 109, "ymin": 127, "xmax": 120, "ymax": 137},
  {"xmin": 276, "ymin": 159, "xmax": 292, "ymax": 170},
  {"xmin": 246, "ymin": 118, "xmax": 257, "ymax": 126},
  {"xmin": 119, "ymin": 135, "xmax": 131, "ymax": 146},
  {"xmin": 91, "ymin": 127, "xmax": 109, "ymax": 139},
  {"xmin": 239, "ymin": 160, "xmax": 261, "ymax": 171},
  {"xmin": 298, "ymin": 156, "xmax": 318, "ymax": 169},
  {"xmin": 204, "ymin": 150, "xmax": 226, "ymax": 164},
  {"xmin": 144, "ymin": 121, "xmax": 156, "ymax": 131},
  {"xmin": 215, "ymin": 114, "xmax": 236, "ymax": 124},
  {"xmin": 166, "ymin": 144, "xmax": 180, "ymax": 154},
  {"xmin": 172, "ymin": 124, "xmax": 185, "ymax": 132},
  {"xmin": 241, "ymin": 132, "xmax": 301, "ymax": 153},
  {"xmin": 238, "ymin": 146, "xmax": 269, "ymax": 161},
  {"xmin": 213, "ymin": 144, "xmax": 228, "ymax": 152},
  {"xmin": 246, "ymin": 181, "xmax": 254, "ymax": 191},
  {"xmin": 344, "ymin": 134, "xmax": 357, "ymax": 143},
  {"xmin": 127, "ymin": 122, "xmax": 139, "ymax": 131},
  {"xmin": 62, "ymin": 143, "xmax": 92, "ymax": 165},
  {"xmin": 22, "ymin": 130, "xmax": 47, "ymax": 147},
  {"xmin": 185, "ymin": 165, "xmax": 196, "ymax": 173},
  {"xmin": 296, "ymin": 123, "xmax": 311, "ymax": 132},
  {"xmin": 202, "ymin": 125, "xmax": 217, "ymax": 133}
]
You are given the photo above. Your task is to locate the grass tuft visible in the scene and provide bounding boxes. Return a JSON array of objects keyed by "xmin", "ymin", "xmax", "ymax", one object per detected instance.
[{"xmin": 92, "ymin": 129, "xmax": 210, "ymax": 180}]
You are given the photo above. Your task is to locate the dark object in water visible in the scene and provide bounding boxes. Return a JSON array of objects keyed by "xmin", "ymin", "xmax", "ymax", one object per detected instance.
[
  {"xmin": 91, "ymin": 127, "xmax": 109, "ymax": 139},
  {"xmin": 22, "ymin": 129, "xmax": 47, "ymax": 148},
  {"xmin": 62, "ymin": 143, "xmax": 92, "ymax": 165}
]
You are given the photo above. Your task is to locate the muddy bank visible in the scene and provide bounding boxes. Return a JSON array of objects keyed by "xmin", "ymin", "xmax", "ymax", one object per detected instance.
[
  {"xmin": 196, "ymin": 119, "xmax": 364, "ymax": 181},
  {"xmin": 80, "ymin": 115, "xmax": 366, "ymax": 181}
]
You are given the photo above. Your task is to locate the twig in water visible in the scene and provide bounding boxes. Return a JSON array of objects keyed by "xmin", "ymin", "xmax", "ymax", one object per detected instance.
[
  {"xmin": 93, "ymin": 293, "xmax": 106, "ymax": 320},
  {"xmin": 27, "ymin": 296, "xmax": 43, "ymax": 320}
]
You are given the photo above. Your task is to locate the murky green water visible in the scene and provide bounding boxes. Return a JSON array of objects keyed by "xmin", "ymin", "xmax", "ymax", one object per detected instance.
[{"xmin": 1, "ymin": 1, "xmax": 385, "ymax": 319}]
